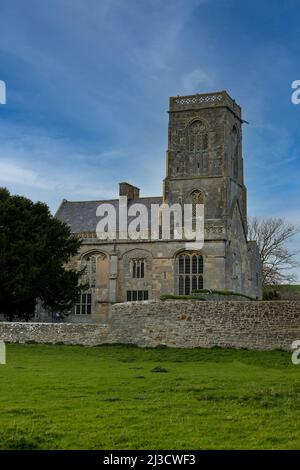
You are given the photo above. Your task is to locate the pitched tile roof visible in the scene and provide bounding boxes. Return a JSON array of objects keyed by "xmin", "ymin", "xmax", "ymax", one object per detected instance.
[{"xmin": 56, "ymin": 197, "xmax": 163, "ymax": 233}]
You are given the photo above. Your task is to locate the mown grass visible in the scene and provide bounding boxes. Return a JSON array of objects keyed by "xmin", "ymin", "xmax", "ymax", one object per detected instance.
[
  {"xmin": 280, "ymin": 285, "xmax": 300, "ymax": 292},
  {"xmin": 264, "ymin": 285, "xmax": 300, "ymax": 301},
  {"xmin": 278, "ymin": 285, "xmax": 300, "ymax": 299},
  {"xmin": 1, "ymin": 344, "xmax": 300, "ymax": 449}
]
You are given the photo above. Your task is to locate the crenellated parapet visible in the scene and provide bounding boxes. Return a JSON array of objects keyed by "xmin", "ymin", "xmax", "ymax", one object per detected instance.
[{"xmin": 169, "ymin": 91, "xmax": 242, "ymax": 120}]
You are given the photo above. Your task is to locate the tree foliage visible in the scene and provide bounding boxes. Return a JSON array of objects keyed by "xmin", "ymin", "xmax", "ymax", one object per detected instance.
[
  {"xmin": 248, "ymin": 217, "xmax": 300, "ymax": 286},
  {"xmin": 0, "ymin": 188, "xmax": 85, "ymax": 320}
]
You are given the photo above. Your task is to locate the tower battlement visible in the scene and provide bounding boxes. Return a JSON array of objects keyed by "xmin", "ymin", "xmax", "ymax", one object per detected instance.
[{"xmin": 169, "ymin": 90, "xmax": 242, "ymax": 120}]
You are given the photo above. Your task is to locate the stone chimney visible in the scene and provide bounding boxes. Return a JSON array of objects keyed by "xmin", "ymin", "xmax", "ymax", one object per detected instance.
[{"xmin": 119, "ymin": 182, "xmax": 140, "ymax": 200}]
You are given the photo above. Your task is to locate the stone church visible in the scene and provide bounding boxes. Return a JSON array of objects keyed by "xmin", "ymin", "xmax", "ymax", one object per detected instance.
[{"xmin": 52, "ymin": 91, "xmax": 262, "ymax": 323}]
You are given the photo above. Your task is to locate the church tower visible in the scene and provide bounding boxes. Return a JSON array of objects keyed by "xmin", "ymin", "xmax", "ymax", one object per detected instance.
[
  {"xmin": 163, "ymin": 91, "xmax": 261, "ymax": 298},
  {"xmin": 164, "ymin": 91, "xmax": 247, "ymax": 229}
]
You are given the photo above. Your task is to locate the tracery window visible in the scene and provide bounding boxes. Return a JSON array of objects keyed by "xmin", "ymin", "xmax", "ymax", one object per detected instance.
[
  {"xmin": 74, "ymin": 252, "xmax": 106, "ymax": 315},
  {"xmin": 190, "ymin": 190, "xmax": 205, "ymax": 229},
  {"xmin": 186, "ymin": 120, "xmax": 207, "ymax": 153},
  {"xmin": 80, "ymin": 252, "xmax": 107, "ymax": 287},
  {"xmin": 177, "ymin": 253, "xmax": 204, "ymax": 295}
]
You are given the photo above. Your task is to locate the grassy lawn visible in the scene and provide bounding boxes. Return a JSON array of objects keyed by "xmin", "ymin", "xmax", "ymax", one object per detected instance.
[
  {"xmin": 278, "ymin": 284, "xmax": 300, "ymax": 295},
  {"xmin": 265, "ymin": 285, "xmax": 300, "ymax": 300},
  {"xmin": 1, "ymin": 344, "xmax": 300, "ymax": 450}
]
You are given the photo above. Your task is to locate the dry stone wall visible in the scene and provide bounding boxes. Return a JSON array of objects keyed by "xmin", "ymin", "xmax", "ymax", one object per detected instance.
[
  {"xmin": 110, "ymin": 301, "xmax": 300, "ymax": 350},
  {"xmin": 0, "ymin": 301, "xmax": 299, "ymax": 351},
  {"xmin": 0, "ymin": 322, "xmax": 110, "ymax": 346}
]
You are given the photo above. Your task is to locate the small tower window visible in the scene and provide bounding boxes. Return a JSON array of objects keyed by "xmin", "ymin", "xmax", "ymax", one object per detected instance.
[{"xmin": 190, "ymin": 190, "xmax": 205, "ymax": 229}]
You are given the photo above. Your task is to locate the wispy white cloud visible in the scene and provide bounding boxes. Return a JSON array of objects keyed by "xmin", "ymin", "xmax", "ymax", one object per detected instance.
[
  {"xmin": 181, "ymin": 68, "xmax": 216, "ymax": 94},
  {"xmin": 0, "ymin": 123, "xmax": 123, "ymax": 209},
  {"xmin": 0, "ymin": 161, "xmax": 45, "ymax": 188},
  {"xmin": 0, "ymin": 157, "xmax": 117, "ymax": 200}
]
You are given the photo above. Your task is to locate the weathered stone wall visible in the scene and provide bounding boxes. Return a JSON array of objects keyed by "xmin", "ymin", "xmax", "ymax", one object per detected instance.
[
  {"xmin": 109, "ymin": 301, "xmax": 300, "ymax": 350},
  {"xmin": 0, "ymin": 301, "xmax": 299, "ymax": 351},
  {"xmin": 0, "ymin": 322, "xmax": 110, "ymax": 346}
]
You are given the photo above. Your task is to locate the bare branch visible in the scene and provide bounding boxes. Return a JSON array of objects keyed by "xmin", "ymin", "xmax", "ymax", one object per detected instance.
[{"xmin": 248, "ymin": 217, "xmax": 300, "ymax": 286}]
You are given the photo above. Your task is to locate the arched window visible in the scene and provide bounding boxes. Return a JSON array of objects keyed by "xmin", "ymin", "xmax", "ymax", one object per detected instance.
[
  {"xmin": 74, "ymin": 252, "xmax": 108, "ymax": 315},
  {"xmin": 190, "ymin": 190, "xmax": 205, "ymax": 229},
  {"xmin": 186, "ymin": 120, "xmax": 207, "ymax": 153},
  {"xmin": 190, "ymin": 190, "xmax": 205, "ymax": 216},
  {"xmin": 81, "ymin": 252, "xmax": 105, "ymax": 288},
  {"xmin": 177, "ymin": 252, "xmax": 204, "ymax": 295}
]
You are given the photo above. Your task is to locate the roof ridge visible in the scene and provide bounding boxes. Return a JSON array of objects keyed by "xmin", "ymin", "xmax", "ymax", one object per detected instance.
[{"xmin": 60, "ymin": 196, "xmax": 162, "ymax": 204}]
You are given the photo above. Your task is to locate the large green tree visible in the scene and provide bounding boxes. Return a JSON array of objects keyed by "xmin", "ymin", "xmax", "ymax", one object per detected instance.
[{"xmin": 0, "ymin": 188, "xmax": 85, "ymax": 321}]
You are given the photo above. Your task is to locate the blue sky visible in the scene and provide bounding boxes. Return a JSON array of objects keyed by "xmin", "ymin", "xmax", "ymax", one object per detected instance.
[{"xmin": 0, "ymin": 0, "xmax": 299, "ymax": 278}]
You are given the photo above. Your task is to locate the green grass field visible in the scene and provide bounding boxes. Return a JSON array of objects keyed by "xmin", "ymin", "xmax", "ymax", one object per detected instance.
[
  {"xmin": 265, "ymin": 285, "xmax": 300, "ymax": 300},
  {"xmin": 281, "ymin": 285, "xmax": 300, "ymax": 292},
  {"xmin": 1, "ymin": 344, "xmax": 300, "ymax": 450},
  {"xmin": 277, "ymin": 284, "xmax": 300, "ymax": 295}
]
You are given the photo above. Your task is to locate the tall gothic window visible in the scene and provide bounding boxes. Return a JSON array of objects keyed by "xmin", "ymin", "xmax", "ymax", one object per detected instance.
[
  {"xmin": 186, "ymin": 120, "xmax": 208, "ymax": 153},
  {"xmin": 81, "ymin": 252, "xmax": 107, "ymax": 288},
  {"xmin": 74, "ymin": 252, "xmax": 106, "ymax": 315},
  {"xmin": 131, "ymin": 259, "xmax": 145, "ymax": 278},
  {"xmin": 177, "ymin": 253, "xmax": 204, "ymax": 295}
]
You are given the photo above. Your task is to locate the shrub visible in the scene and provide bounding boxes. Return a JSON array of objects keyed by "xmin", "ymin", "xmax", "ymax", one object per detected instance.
[
  {"xmin": 263, "ymin": 289, "xmax": 280, "ymax": 300},
  {"xmin": 192, "ymin": 289, "xmax": 256, "ymax": 301},
  {"xmin": 160, "ymin": 294, "xmax": 206, "ymax": 301}
]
